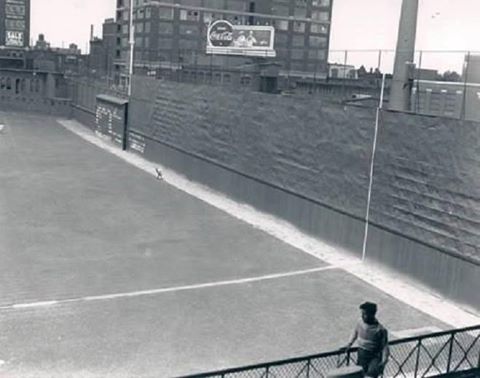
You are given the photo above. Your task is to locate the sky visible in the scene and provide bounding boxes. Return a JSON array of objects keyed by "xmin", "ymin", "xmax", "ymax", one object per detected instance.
[{"xmin": 30, "ymin": 0, "xmax": 480, "ymax": 73}]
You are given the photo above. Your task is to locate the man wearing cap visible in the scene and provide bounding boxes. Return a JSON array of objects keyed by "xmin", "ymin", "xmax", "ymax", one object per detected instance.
[{"xmin": 345, "ymin": 302, "xmax": 389, "ymax": 378}]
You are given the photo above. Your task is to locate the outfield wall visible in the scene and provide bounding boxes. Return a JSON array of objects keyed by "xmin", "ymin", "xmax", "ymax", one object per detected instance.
[{"xmin": 72, "ymin": 76, "xmax": 480, "ymax": 311}]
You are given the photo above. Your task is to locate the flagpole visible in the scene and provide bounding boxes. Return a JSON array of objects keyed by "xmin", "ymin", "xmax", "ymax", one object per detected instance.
[{"xmin": 128, "ymin": 0, "xmax": 135, "ymax": 97}]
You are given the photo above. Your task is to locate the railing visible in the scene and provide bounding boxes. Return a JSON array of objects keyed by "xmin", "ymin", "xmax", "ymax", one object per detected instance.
[{"xmin": 178, "ymin": 325, "xmax": 480, "ymax": 378}]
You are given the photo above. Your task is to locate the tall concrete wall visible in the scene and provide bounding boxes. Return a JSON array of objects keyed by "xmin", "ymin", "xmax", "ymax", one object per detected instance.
[
  {"xmin": 91, "ymin": 76, "xmax": 480, "ymax": 310},
  {"xmin": 129, "ymin": 77, "xmax": 377, "ymax": 254}
]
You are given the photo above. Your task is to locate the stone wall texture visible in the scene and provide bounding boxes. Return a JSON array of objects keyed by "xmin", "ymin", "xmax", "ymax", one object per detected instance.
[{"xmin": 73, "ymin": 76, "xmax": 479, "ymax": 309}]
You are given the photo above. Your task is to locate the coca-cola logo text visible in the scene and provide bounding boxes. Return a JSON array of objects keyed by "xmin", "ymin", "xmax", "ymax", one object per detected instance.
[{"xmin": 208, "ymin": 21, "xmax": 234, "ymax": 47}]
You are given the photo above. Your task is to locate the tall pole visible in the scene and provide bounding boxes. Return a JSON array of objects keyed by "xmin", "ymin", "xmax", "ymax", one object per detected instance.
[
  {"xmin": 390, "ymin": 0, "xmax": 419, "ymax": 111},
  {"xmin": 128, "ymin": 0, "xmax": 135, "ymax": 97},
  {"xmin": 460, "ymin": 52, "xmax": 471, "ymax": 120},
  {"xmin": 362, "ymin": 73, "xmax": 387, "ymax": 262}
]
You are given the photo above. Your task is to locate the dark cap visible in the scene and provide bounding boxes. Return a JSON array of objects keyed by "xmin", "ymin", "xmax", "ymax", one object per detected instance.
[{"xmin": 360, "ymin": 302, "xmax": 377, "ymax": 314}]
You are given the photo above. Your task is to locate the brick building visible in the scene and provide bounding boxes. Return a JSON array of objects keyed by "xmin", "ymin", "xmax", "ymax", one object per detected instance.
[
  {"xmin": 113, "ymin": 0, "xmax": 333, "ymax": 84},
  {"xmin": 89, "ymin": 18, "xmax": 117, "ymax": 78},
  {"xmin": 0, "ymin": 0, "xmax": 30, "ymax": 47}
]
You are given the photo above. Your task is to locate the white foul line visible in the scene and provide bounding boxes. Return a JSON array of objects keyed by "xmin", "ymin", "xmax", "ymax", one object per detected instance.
[
  {"xmin": 57, "ymin": 119, "xmax": 480, "ymax": 327},
  {"xmin": 0, "ymin": 266, "xmax": 337, "ymax": 311}
]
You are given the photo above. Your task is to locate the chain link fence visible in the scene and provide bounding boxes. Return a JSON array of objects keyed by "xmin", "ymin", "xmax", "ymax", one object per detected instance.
[{"xmin": 178, "ymin": 325, "xmax": 480, "ymax": 378}]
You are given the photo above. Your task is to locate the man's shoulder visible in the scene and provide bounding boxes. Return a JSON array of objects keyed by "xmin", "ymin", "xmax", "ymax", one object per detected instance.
[
  {"xmin": 377, "ymin": 322, "xmax": 388, "ymax": 333},
  {"xmin": 377, "ymin": 322, "xmax": 389, "ymax": 341}
]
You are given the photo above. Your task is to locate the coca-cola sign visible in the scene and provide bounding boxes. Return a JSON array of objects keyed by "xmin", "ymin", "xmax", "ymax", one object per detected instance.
[
  {"xmin": 206, "ymin": 21, "xmax": 276, "ymax": 57},
  {"xmin": 208, "ymin": 20, "xmax": 234, "ymax": 47}
]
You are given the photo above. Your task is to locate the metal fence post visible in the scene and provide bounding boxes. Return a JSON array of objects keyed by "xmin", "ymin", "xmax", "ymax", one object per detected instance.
[
  {"xmin": 447, "ymin": 332, "xmax": 455, "ymax": 373},
  {"xmin": 306, "ymin": 358, "xmax": 311, "ymax": 378},
  {"xmin": 347, "ymin": 349, "xmax": 351, "ymax": 366},
  {"xmin": 265, "ymin": 365, "xmax": 270, "ymax": 377},
  {"xmin": 377, "ymin": 49, "xmax": 382, "ymax": 73},
  {"xmin": 461, "ymin": 51, "xmax": 470, "ymax": 120},
  {"xmin": 414, "ymin": 340, "xmax": 422, "ymax": 378}
]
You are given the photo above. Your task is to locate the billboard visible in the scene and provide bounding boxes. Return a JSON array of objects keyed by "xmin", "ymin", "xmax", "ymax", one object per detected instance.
[
  {"xmin": 6, "ymin": 31, "xmax": 24, "ymax": 46},
  {"xmin": 4, "ymin": 0, "xmax": 28, "ymax": 47},
  {"xmin": 206, "ymin": 20, "xmax": 275, "ymax": 57}
]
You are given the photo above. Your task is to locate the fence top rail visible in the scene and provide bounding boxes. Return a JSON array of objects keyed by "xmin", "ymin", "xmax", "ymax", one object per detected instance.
[{"xmin": 176, "ymin": 324, "xmax": 480, "ymax": 378}]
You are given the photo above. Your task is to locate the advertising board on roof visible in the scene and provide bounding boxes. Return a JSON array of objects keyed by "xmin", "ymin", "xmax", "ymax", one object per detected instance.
[{"xmin": 206, "ymin": 20, "xmax": 276, "ymax": 58}]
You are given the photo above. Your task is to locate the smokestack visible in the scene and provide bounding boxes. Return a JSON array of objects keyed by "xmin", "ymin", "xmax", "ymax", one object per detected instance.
[
  {"xmin": 390, "ymin": 0, "xmax": 419, "ymax": 111},
  {"xmin": 90, "ymin": 25, "xmax": 94, "ymax": 42}
]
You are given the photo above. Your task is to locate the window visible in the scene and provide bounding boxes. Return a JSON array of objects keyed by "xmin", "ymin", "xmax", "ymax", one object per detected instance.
[
  {"xmin": 179, "ymin": 24, "xmax": 199, "ymax": 35},
  {"xmin": 136, "ymin": 22, "xmax": 144, "ymax": 33},
  {"xmin": 312, "ymin": 0, "xmax": 330, "ymax": 6},
  {"xmin": 179, "ymin": 39, "xmax": 197, "ymax": 50},
  {"xmin": 310, "ymin": 23, "xmax": 328, "ymax": 33},
  {"xmin": 123, "ymin": 11, "xmax": 129, "ymax": 21},
  {"xmin": 158, "ymin": 7, "xmax": 173, "ymax": 19},
  {"xmin": 145, "ymin": 7, "xmax": 151, "ymax": 18},
  {"xmin": 294, "ymin": 7, "xmax": 307, "ymax": 18},
  {"xmin": 158, "ymin": 22, "xmax": 173, "ymax": 34},
  {"xmin": 272, "ymin": 4, "xmax": 289, "ymax": 16},
  {"xmin": 180, "ymin": 9, "xmax": 200, "ymax": 21},
  {"xmin": 205, "ymin": 0, "xmax": 223, "ymax": 8},
  {"xmin": 291, "ymin": 49, "xmax": 304, "ymax": 59},
  {"xmin": 274, "ymin": 32, "xmax": 288, "ymax": 45},
  {"xmin": 144, "ymin": 36, "xmax": 150, "ymax": 48},
  {"xmin": 6, "ymin": 78, "xmax": 12, "ymax": 90},
  {"xmin": 308, "ymin": 49, "xmax": 326, "ymax": 60},
  {"xmin": 158, "ymin": 38, "xmax": 172, "ymax": 48},
  {"xmin": 240, "ymin": 75, "xmax": 252, "ymax": 86},
  {"xmin": 135, "ymin": 36, "xmax": 143, "ymax": 47},
  {"xmin": 290, "ymin": 61, "xmax": 304, "ymax": 71},
  {"xmin": 311, "ymin": 10, "xmax": 329, "ymax": 21},
  {"xmin": 122, "ymin": 24, "xmax": 129, "ymax": 34},
  {"xmin": 276, "ymin": 20, "xmax": 289, "ymax": 31},
  {"xmin": 292, "ymin": 35, "xmax": 305, "ymax": 47},
  {"xmin": 293, "ymin": 22, "xmax": 305, "ymax": 32},
  {"xmin": 137, "ymin": 8, "xmax": 144, "ymax": 19},
  {"xmin": 308, "ymin": 35, "xmax": 327, "ymax": 48},
  {"xmin": 145, "ymin": 22, "xmax": 151, "ymax": 33}
]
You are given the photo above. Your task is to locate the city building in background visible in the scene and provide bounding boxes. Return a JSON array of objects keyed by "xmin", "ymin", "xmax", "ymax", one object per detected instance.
[
  {"xmin": 0, "ymin": 0, "xmax": 30, "ymax": 47},
  {"xmin": 89, "ymin": 18, "xmax": 117, "ymax": 78},
  {"xmin": 328, "ymin": 63, "xmax": 357, "ymax": 79},
  {"xmin": 28, "ymin": 34, "xmax": 87, "ymax": 75},
  {"xmin": 113, "ymin": 0, "xmax": 333, "ymax": 85},
  {"xmin": 411, "ymin": 53, "xmax": 480, "ymax": 122},
  {"xmin": 463, "ymin": 53, "xmax": 480, "ymax": 84}
]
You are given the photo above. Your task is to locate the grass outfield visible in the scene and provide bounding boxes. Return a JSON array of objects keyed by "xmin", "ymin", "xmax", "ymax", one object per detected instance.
[{"xmin": 0, "ymin": 113, "xmax": 450, "ymax": 377}]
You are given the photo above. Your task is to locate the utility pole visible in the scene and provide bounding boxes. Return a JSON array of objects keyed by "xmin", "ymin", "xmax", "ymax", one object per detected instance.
[
  {"xmin": 128, "ymin": 0, "xmax": 135, "ymax": 97},
  {"xmin": 390, "ymin": 0, "xmax": 419, "ymax": 112}
]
